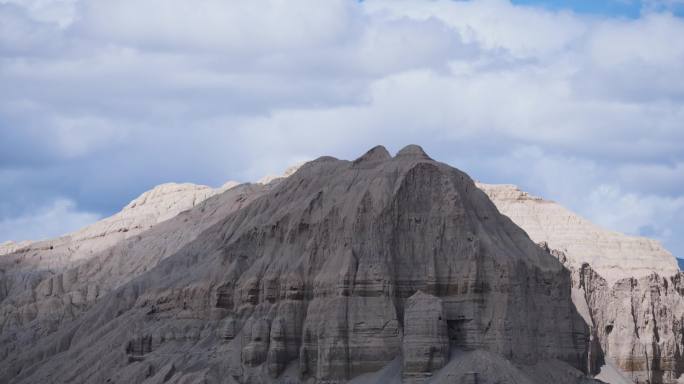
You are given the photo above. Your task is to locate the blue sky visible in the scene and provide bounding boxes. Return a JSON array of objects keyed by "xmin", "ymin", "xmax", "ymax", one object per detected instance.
[
  {"xmin": 513, "ymin": 0, "xmax": 684, "ymax": 18},
  {"xmin": 513, "ymin": 0, "xmax": 684, "ymax": 17},
  {"xmin": 1, "ymin": 0, "xmax": 684, "ymax": 259},
  {"xmin": 513, "ymin": 0, "xmax": 642, "ymax": 16}
]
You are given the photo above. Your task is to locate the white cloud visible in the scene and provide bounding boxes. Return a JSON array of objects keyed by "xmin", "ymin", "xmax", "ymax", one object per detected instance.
[
  {"xmin": 0, "ymin": 0, "xmax": 77, "ymax": 27},
  {"xmin": 365, "ymin": 0, "xmax": 588, "ymax": 58},
  {"xmin": 0, "ymin": 198, "xmax": 101, "ymax": 242},
  {"xmin": 0, "ymin": 0, "xmax": 683, "ymax": 255},
  {"xmin": 587, "ymin": 184, "xmax": 684, "ymax": 241},
  {"xmin": 73, "ymin": 0, "xmax": 359, "ymax": 54}
]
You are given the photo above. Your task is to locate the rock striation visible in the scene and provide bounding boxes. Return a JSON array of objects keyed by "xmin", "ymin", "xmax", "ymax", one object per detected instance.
[
  {"xmin": 0, "ymin": 183, "xmax": 228, "ymax": 333},
  {"xmin": 0, "ymin": 181, "xmax": 270, "ymax": 363},
  {"xmin": 402, "ymin": 291, "xmax": 449, "ymax": 383},
  {"xmin": 480, "ymin": 182, "xmax": 684, "ymax": 384},
  {"xmin": 0, "ymin": 146, "xmax": 595, "ymax": 384},
  {"xmin": 579, "ymin": 265, "xmax": 684, "ymax": 384}
]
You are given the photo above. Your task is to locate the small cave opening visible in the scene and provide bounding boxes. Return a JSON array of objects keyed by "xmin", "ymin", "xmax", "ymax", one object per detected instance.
[
  {"xmin": 605, "ymin": 324, "xmax": 614, "ymax": 335},
  {"xmin": 447, "ymin": 318, "xmax": 472, "ymax": 347},
  {"xmin": 215, "ymin": 286, "xmax": 233, "ymax": 309}
]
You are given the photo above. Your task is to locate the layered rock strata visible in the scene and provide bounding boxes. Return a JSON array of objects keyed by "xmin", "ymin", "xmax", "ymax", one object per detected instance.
[
  {"xmin": 0, "ymin": 182, "xmax": 269, "ymax": 363},
  {"xmin": 480, "ymin": 182, "xmax": 684, "ymax": 384},
  {"xmin": 579, "ymin": 265, "xmax": 684, "ymax": 384},
  {"xmin": 0, "ymin": 146, "xmax": 593, "ymax": 384},
  {"xmin": 402, "ymin": 291, "xmax": 449, "ymax": 383}
]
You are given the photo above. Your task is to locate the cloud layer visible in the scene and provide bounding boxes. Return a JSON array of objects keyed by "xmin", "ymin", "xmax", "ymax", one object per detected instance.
[{"xmin": 1, "ymin": 0, "xmax": 683, "ymax": 256}]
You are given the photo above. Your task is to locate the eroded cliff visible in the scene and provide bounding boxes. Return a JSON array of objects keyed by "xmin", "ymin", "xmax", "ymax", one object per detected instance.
[
  {"xmin": 0, "ymin": 146, "xmax": 595, "ymax": 384},
  {"xmin": 480, "ymin": 182, "xmax": 684, "ymax": 384}
]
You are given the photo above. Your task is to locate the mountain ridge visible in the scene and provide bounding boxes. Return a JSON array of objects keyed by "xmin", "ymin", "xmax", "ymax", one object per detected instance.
[
  {"xmin": 0, "ymin": 145, "xmax": 597, "ymax": 384},
  {"xmin": 480, "ymin": 182, "xmax": 684, "ymax": 383},
  {"xmin": 477, "ymin": 183, "xmax": 679, "ymax": 283},
  {"xmin": 2, "ymin": 145, "xmax": 681, "ymax": 383}
]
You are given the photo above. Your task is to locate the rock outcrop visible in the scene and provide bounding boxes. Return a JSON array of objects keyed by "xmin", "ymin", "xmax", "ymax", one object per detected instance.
[
  {"xmin": 0, "ymin": 146, "xmax": 595, "ymax": 384},
  {"xmin": 579, "ymin": 265, "xmax": 684, "ymax": 384},
  {"xmin": 480, "ymin": 182, "xmax": 684, "ymax": 384},
  {"xmin": 402, "ymin": 291, "xmax": 449, "ymax": 383}
]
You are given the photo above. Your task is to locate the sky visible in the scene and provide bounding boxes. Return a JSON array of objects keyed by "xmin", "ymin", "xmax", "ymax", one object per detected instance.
[{"xmin": 1, "ymin": 0, "xmax": 683, "ymax": 258}]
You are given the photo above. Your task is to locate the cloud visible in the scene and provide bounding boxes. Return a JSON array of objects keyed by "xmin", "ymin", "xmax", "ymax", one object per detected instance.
[
  {"xmin": 0, "ymin": 0, "xmax": 683, "ymax": 257},
  {"xmin": 73, "ymin": 0, "xmax": 359, "ymax": 54},
  {"xmin": 0, "ymin": 198, "xmax": 100, "ymax": 242},
  {"xmin": 0, "ymin": 0, "xmax": 78, "ymax": 27}
]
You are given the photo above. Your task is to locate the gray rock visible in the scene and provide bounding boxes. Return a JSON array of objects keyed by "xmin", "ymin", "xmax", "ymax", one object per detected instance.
[
  {"xmin": 401, "ymin": 291, "xmax": 449, "ymax": 383},
  {"xmin": 243, "ymin": 318, "xmax": 271, "ymax": 367},
  {"xmin": 0, "ymin": 145, "xmax": 593, "ymax": 384}
]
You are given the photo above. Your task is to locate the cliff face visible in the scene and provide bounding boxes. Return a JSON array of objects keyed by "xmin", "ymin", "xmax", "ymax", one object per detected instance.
[
  {"xmin": 0, "ymin": 146, "xmax": 595, "ymax": 384},
  {"xmin": 480, "ymin": 183, "xmax": 684, "ymax": 384},
  {"xmin": 580, "ymin": 265, "xmax": 684, "ymax": 384}
]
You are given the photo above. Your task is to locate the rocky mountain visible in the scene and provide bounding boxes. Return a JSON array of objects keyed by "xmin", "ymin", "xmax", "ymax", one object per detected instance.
[
  {"xmin": 479, "ymin": 183, "xmax": 684, "ymax": 384},
  {"xmin": 0, "ymin": 146, "xmax": 599, "ymax": 384},
  {"xmin": 476, "ymin": 184, "xmax": 679, "ymax": 284}
]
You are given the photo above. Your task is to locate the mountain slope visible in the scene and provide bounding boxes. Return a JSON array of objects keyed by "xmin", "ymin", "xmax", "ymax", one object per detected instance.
[
  {"xmin": 476, "ymin": 183, "xmax": 678, "ymax": 283},
  {"xmin": 0, "ymin": 146, "xmax": 595, "ymax": 384},
  {"xmin": 480, "ymin": 183, "xmax": 684, "ymax": 384},
  {"xmin": 0, "ymin": 182, "xmax": 229, "ymax": 279},
  {"xmin": 0, "ymin": 182, "xmax": 276, "ymax": 375}
]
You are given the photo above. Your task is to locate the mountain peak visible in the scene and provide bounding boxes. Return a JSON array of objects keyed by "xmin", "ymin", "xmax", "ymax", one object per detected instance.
[
  {"xmin": 396, "ymin": 144, "xmax": 431, "ymax": 159},
  {"xmin": 353, "ymin": 145, "xmax": 391, "ymax": 165}
]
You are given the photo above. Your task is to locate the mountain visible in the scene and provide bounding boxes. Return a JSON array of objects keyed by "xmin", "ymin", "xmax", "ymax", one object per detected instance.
[
  {"xmin": 1, "ymin": 182, "xmax": 231, "ymax": 270},
  {"xmin": 480, "ymin": 183, "xmax": 684, "ymax": 384},
  {"xmin": 0, "ymin": 145, "xmax": 598, "ymax": 384},
  {"xmin": 476, "ymin": 184, "xmax": 679, "ymax": 283}
]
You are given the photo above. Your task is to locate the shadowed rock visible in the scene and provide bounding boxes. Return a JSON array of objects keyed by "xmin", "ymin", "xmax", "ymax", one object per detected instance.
[
  {"xmin": 0, "ymin": 145, "xmax": 595, "ymax": 384},
  {"xmin": 402, "ymin": 291, "xmax": 449, "ymax": 383}
]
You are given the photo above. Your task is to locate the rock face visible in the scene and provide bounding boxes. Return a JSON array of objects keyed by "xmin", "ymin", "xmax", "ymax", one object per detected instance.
[
  {"xmin": 0, "ymin": 145, "xmax": 595, "ymax": 384},
  {"xmin": 0, "ymin": 182, "xmax": 230, "ymax": 332},
  {"xmin": 402, "ymin": 291, "xmax": 449, "ymax": 383},
  {"xmin": 579, "ymin": 265, "xmax": 684, "ymax": 384},
  {"xmin": 0, "ymin": 181, "xmax": 269, "ymax": 362},
  {"xmin": 480, "ymin": 183, "xmax": 684, "ymax": 384}
]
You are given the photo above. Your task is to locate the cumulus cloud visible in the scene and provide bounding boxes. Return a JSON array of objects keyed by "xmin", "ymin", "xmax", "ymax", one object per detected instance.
[
  {"xmin": 0, "ymin": 198, "xmax": 100, "ymax": 242},
  {"xmin": 0, "ymin": 0, "xmax": 683, "ymax": 256}
]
